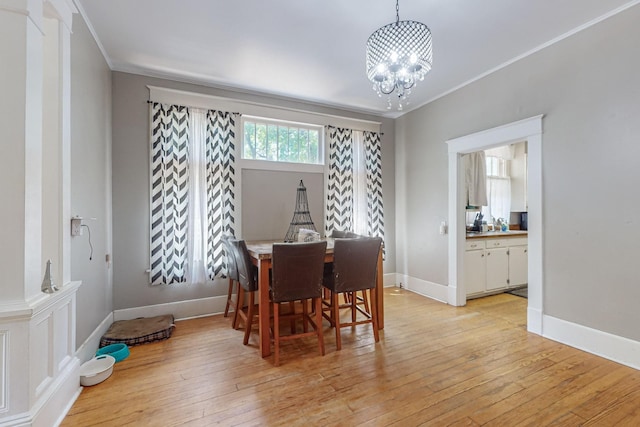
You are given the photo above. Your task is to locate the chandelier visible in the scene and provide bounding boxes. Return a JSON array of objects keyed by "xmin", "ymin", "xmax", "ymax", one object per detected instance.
[{"xmin": 366, "ymin": 0, "xmax": 432, "ymax": 110}]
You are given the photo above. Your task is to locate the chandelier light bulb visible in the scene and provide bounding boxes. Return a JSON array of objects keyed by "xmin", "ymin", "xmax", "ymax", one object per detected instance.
[{"xmin": 366, "ymin": 0, "xmax": 432, "ymax": 110}]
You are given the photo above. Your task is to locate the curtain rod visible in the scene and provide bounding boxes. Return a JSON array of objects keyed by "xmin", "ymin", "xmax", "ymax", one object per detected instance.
[
  {"xmin": 326, "ymin": 124, "xmax": 384, "ymax": 136},
  {"xmin": 147, "ymin": 100, "xmax": 241, "ymax": 116},
  {"xmin": 147, "ymin": 86, "xmax": 383, "ymax": 128},
  {"xmin": 148, "ymin": 100, "xmax": 383, "ymax": 134}
]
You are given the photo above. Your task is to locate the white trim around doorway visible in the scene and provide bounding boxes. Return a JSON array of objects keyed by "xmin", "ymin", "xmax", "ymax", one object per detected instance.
[{"xmin": 446, "ymin": 115, "xmax": 543, "ymax": 335}]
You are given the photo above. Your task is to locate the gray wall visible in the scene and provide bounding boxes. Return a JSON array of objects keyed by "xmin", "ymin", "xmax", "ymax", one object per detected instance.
[
  {"xmin": 70, "ymin": 14, "xmax": 113, "ymax": 346},
  {"xmin": 396, "ymin": 5, "xmax": 640, "ymax": 341},
  {"xmin": 111, "ymin": 72, "xmax": 396, "ymax": 311},
  {"xmin": 241, "ymin": 170, "xmax": 324, "ymax": 241}
]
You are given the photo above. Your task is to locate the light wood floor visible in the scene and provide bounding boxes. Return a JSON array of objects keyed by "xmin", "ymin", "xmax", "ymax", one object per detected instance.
[{"xmin": 62, "ymin": 289, "xmax": 640, "ymax": 426}]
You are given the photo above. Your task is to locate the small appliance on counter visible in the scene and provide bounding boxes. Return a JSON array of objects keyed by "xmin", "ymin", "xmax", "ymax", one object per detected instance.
[
  {"xmin": 519, "ymin": 212, "xmax": 528, "ymax": 230},
  {"xmin": 471, "ymin": 212, "xmax": 484, "ymax": 232}
]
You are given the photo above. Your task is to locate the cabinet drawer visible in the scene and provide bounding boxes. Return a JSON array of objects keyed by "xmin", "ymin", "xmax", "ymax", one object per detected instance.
[
  {"xmin": 485, "ymin": 239, "xmax": 511, "ymax": 248},
  {"xmin": 465, "ymin": 240, "xmax": 485, "ymax": 250},
  {"xmin": 506, "ymin": 237, "xmax": 528, "ymax": 247}
]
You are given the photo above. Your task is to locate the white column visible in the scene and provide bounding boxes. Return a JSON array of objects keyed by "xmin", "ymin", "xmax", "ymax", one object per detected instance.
[
  {"xmin": 0, "ymin": 0, "xmax": 80, "ymax": 424},
  {"xmin": 0, "ymin": 0, "xmax": 44, "ymax": 305}
]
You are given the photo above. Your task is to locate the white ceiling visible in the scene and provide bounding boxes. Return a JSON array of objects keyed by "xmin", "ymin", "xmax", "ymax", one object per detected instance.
[{"xmin": 75, "ymin": 0, "xmax": 638, "ymax": 118}]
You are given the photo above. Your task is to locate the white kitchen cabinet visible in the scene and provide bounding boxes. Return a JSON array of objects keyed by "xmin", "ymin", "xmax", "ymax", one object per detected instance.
[
  {"xmin": 508, "ymin": 245, "xmax": 528, "ymax": 287},
  {"xmin": 464, "ymin": 247, "xmax": 486, "ymax": 295},
  {"xmin": 486, "ymin": 247, "xmax": 509, "ymax": 291},
  {"xmin": 465, "ymin": 236, "xmax": 528, "ymax": 297}
]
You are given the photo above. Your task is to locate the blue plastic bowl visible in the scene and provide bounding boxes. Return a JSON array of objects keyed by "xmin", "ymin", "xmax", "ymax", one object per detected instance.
[{"xmin": 96, "ymin": 343, "xmax": 130, "ymax": 363}]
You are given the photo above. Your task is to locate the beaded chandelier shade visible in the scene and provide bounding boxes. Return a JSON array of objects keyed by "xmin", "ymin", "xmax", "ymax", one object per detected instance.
[{"xmin": 366, "ymin": 0, "xmax": 432, "ymax": 110}]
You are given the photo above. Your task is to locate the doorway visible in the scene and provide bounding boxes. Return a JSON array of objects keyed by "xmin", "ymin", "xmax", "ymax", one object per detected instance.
[{"xmin": 446, "ymin": 116, "xmax": 543, "ymax": 335}]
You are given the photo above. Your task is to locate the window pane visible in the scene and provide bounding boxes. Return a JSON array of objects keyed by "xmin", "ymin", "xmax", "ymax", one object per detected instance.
[
  {"xmin": 309, "ymin": 130, "xmax": 319, "ymax": 163},
  {"xmin": 244, "ymin": 122, "xmax": 256, "ymax": 159},
  {"xmin": 278, "ymin": 126, "xmax": 289, "ymax": 161},
  {"xmin": 299, "ymin": 129, "xmax": 309, "ymax": 163},
  {"xmin": 268, "ymin": 125, "xmax": 278, "ymax": 161},
  {"xmin": 255, "ymin": 123, "xmax": 267, "ymax": 160},
  {"xmin": 288, "ymin": 128, "xmax": 299, "ymax": 162}
]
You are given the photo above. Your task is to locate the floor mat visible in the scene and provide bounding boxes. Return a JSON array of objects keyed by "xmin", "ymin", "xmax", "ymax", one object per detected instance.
[
  {"xmin": 100, "ymin": 314, "xmax": 175, "ymax": 347},
  {"xmin": 507, "ymin": 287, "xmax": 528, "ymax": 298}
]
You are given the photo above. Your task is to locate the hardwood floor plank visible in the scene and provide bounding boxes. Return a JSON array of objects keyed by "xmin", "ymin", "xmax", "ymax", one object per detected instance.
[{"xmin": 62, "ymin": 289, "xmax": 640, "ymax": 426}]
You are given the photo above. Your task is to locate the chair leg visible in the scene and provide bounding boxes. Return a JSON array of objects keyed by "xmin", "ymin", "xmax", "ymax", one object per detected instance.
[
  {"xmin": 274, "ymin": 302, "xmax": 280, "ymax": 367},
  {"xmin": 289, "ymin": 301, "xmax": 296, "ymax": 334},
  {"xmin": 315, "ymin": 297, "xmax": 325, "ymax": 356},
  {"xmin": 243, "ymin": 291, "xmax": 255, "ymax": 345},
  {"xmin": 351, "ymin": 291, "xmax": 357, "ymax": 323},
  {"xmin": 360, "ymin": 290, "xmax": 370, "ymax": 314},
  {"xmin": 224, "ymin": 278, "xmax": 234, "ymax": 317},
  {"xmin": 302, "ymin": 299, "xmax": 309, "ymax": 333},
  {"xmin": 233, "ymin": 286, "xmax": 244, "ymax": 330},
  {"xmin": 333, "ymin": 292, "xmax": 342, "ymax": 351},
  {"xmin": 370, "ymin": 288, "xmax": 380, "ymax": 343}
]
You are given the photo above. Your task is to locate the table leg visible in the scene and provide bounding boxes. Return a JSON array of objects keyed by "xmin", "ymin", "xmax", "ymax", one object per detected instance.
[
  {"xmin": 376, "ymin": 248, "xmax": 384, "ymax": 329},
  {"xmin": 258, "ymin": 258, "xmax": 271, "ymax": 357}
]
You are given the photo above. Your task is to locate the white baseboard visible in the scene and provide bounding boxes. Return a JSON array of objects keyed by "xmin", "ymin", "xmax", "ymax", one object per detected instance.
[
  {"xmin": 76, "ymin": 313, "xmax": 114, "ymax": 363},
  {"xmin": 383, "ymin": 272, "xmax": 395, "ymax": 288},
  {"xmin": 395, "ymin": 273, "xmax": 449, "ymax": 303},
  {"xmin": 113, "ymin": 294, "xmax": 228, "ymax": 322},
  {"xmin": 543, "ymin": 314, "xmax": 640, "ymax": 371}
]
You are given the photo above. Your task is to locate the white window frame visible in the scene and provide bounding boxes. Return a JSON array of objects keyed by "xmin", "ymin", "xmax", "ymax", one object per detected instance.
[{"xmin": 239, "ymin": 115, "xmax": 325, "ymax": 174}]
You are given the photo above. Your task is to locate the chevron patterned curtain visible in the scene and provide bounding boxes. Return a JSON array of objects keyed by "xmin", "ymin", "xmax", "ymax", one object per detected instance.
[
  {"xmin": 150, "ymin": 103, "xmax": 190, "ymax": 285},
  {"xmin": 204, "ymin": 110, "xmax": 238, "ymax": 279},
  {"xmin": 325, "ymin": 127, "xmax": 354, "ymax": 236},
  {"xmin": 364, "ymin": 131, "xmax": 385, "ymax": 242},
  {"xmin": 149, "ymin": 103, "xmax": 237, "ymax": 285}
]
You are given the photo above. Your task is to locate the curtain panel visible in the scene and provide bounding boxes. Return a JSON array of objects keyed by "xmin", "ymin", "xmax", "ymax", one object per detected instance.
[
  {"xmin": 325, "ymin": 126, "xmax": 385, "ymax": 244},
  {"xmin": 205, "ymin": 110, "xmax": 238, "ymax": 279},
  {"xmin": 150, "ymin": 103, "xmax": 190, "ymax": 285},
  {"xmin": 325, "ymin": 127, "xmax": 354, "ymax": 236},
  {"xmin": 364, "ymin": 131, "xmax": 385, "ymax": 241},
  {"xmin": 149, "ymin": 102, "xmax": 237, "ymax": 285}
]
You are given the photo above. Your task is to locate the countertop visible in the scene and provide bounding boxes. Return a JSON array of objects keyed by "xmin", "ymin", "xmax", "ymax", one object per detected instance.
[{"xmin": 466, "ymin": 230, "xmax": 528, "ymax": 239}]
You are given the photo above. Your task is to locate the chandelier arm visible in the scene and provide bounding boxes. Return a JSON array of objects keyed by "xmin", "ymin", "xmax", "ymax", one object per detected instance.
[
  {"xmin": 379, "ymin": 84, "xmax": 396, "ymax": 95},
  {"xmin": 402, "ymin": 79, "xmax": 415, "ymax": 90}
]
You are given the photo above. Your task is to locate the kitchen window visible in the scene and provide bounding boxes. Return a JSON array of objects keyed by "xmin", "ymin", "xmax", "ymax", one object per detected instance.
[{"xmin": 482, "ymin": 155, "xmax": 511, "ymax": 224}]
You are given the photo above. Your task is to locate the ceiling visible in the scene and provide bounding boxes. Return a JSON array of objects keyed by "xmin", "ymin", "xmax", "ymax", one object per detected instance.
[{"xmin": 75, "ymin": 0, "xmax": 638, "ymax": 118}]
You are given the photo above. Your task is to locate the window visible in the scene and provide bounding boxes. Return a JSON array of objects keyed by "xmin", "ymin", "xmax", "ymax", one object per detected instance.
[
  {"xmin": 242, "ymin": 116, "xmax": 323, "ymax": 165},
  {"xmin": 482, "ymin": 155, "xmax": 511, "ymax": 224}
]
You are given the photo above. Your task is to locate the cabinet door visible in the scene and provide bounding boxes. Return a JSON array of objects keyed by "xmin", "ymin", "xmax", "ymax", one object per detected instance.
[
  {"xmin": 509, "ymin": 245, "xmax": 528, "ymax": 287},
  {"xmin": 486, "ymin": 247, "xmax": 509, "ymax": 291},
  {"xmin": 464, "ymin": 250, "xmax": 486, "ymax": 295}
]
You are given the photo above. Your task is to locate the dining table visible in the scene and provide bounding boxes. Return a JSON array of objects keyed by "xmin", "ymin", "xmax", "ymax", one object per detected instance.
[{"xmin": 246, "ymin": 238, "xmax": 384, "ymax": 358}]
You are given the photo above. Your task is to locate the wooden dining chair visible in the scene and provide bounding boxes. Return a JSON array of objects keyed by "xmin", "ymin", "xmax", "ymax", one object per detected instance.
[
  {"xmin": 230, "ymin": 239, "xmax": 260, "ymax": 345},
  {"xmin": 326, "ymin": 230, "xmax": 370, "ymax": 314},
  {"xmin": 323, "ymin": 236, "xmax": 382, "ymax": 350},
  {"xmin": 221, "ymin": 235, "xmax": 239, "ymax": 324},
  {"xmin": 270, "ymin": 241, "xmax": 327, "ymax": 366}
]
